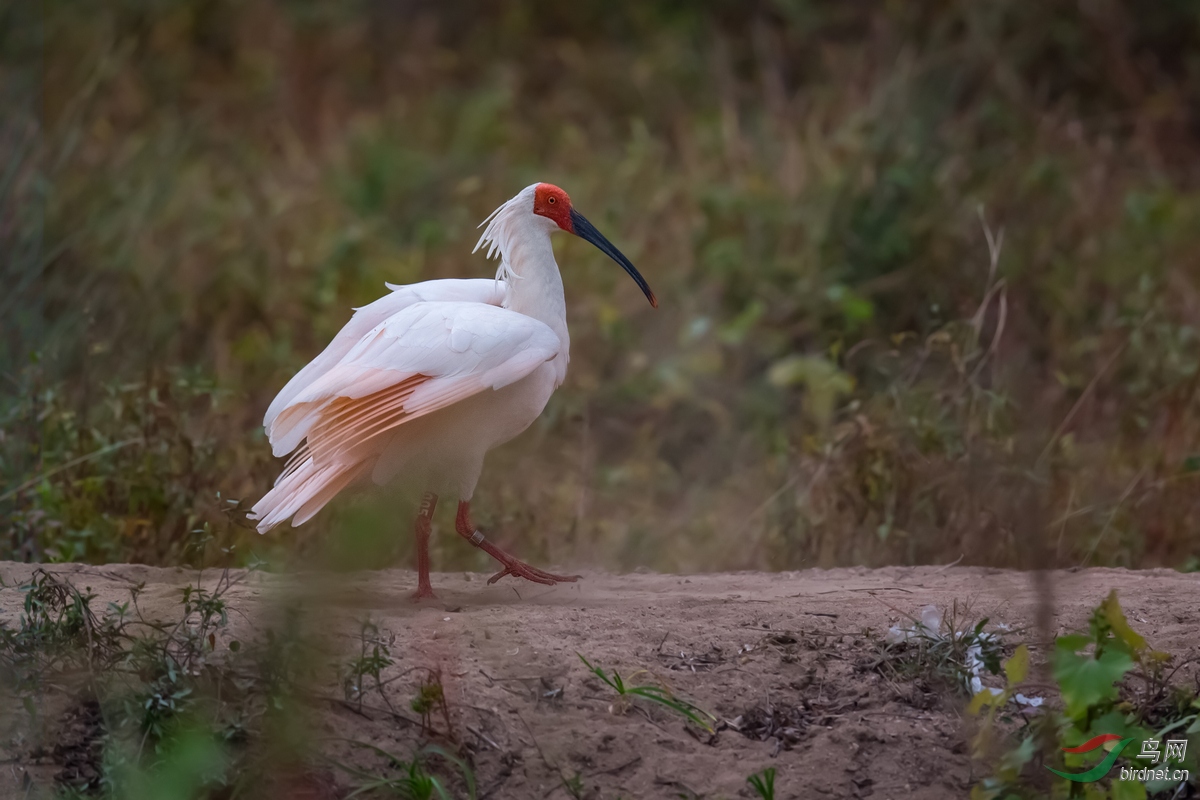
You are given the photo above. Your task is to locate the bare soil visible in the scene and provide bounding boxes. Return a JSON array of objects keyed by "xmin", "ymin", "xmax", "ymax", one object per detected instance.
[{"xmin": 2, "ymin": 563, "xmax": 1198, "ymax": 799}]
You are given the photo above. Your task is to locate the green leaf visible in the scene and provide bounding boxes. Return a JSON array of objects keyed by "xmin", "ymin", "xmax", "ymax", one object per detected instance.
[
  {"xmin": 967, "ymin": 689, "xmax": 1001, "ymax": 716},
  {"xmin": 717, "ymin": 300, "xmax": 764, "ymax": 346},
  {"xmin": 1055, "ymin": 634, "xmax": 1092, "ymax": 652},
  {"xmin": 1053, "ymin": 645, "xmax": 1134, "ymax": 720},
  {"xmin": 1110, "ymin": 777, "xmax": 1147, "ymax": 800},
  {"xmin": 1004, "ymin": 644, "xmax": 1029, "ymax": 686},
  {"xmin": 1099, "ymin": 591, "xmax": 1146, "ymax": 654},
  {"xmin": 747, "ymin": 767, "xmax": 776, "ymax": 800},
  {"xmin": 766, "ymin": 355, "xmax": 854, "ymax": 429},
  {"xmin": 420, "ymin": 744, "xmax": 477, "ymax": 800},
  {"xmin": 999, "ymin": 736, "xmax": 1036, "ymax": 774}
]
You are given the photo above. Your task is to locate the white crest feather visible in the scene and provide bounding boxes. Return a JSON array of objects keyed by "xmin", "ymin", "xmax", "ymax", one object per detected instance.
[{"xmin": 473, "ymin": 184, "xmax": 538, "ymax": 284}]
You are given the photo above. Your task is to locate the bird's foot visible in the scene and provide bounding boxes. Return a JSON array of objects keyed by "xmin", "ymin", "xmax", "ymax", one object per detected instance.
[
  {"xmin": 456, "ymin": 510, "xmax": 580, "ymax": 588},
  {"xmin": 411, "ymin": 583, "xmax": 438, "ymax": 601},
  {"xmin": 486, "ymin": 555, "xmax": 581, "ymax": 587}
]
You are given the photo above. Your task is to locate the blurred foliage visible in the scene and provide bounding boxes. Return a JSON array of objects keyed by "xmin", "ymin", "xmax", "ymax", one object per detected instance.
[
  {"xmin": 0, "ymin": 566, "xmax": 477, "ymax": 798},
  {"xmin": 1, "ymin": 0, "xmax": 1199, "ymax": 571},
  {"xmin": 971, "ymin": 592, "xmax": 1198, "ymax": 798}
]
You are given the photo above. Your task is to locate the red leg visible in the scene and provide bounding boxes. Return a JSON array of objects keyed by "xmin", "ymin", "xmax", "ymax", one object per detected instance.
[
  {"xmin": 455, "ymin": 501, "xmax": 580, "ymax": 587},
  {"xmin": 412, "ymin": 492, "xmax": 438, "ymax": 600}
]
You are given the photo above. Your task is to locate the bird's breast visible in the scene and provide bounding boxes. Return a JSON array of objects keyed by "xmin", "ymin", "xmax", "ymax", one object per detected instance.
[
  {"xmin": 369, "ymin": 361, "xmax": 561, "ymax": 496},
  {"xmin": 483, "ymin": 361, "xmax": 560, "ymax": 443}
]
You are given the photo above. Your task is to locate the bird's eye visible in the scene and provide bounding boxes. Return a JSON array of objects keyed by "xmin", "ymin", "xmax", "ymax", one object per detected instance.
[{"xmin": 547, "ymin": 196, "xmax": 555, "ymax": 204}]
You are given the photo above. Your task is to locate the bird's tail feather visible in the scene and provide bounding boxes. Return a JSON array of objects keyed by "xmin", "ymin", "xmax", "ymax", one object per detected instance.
[{"xmin": 249, "ymin": 456, "xmax": 368, "ymax": 533}]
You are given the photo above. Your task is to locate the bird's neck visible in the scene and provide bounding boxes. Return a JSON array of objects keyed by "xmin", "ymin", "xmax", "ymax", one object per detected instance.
[{"xmin": 497, "ymin": 221, "xmax": 569, "ymax": 345}]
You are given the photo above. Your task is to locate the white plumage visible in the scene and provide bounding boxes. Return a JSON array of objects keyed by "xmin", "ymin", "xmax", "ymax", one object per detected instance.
[{"xmin": 249, "ymin": 183, "xmax": 655, "ymax": 597}]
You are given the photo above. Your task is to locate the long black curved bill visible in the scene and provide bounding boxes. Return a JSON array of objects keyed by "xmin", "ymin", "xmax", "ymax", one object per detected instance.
[{"xmin": 569, "ymin": 207, "xmax": 658, "ymax": 308}]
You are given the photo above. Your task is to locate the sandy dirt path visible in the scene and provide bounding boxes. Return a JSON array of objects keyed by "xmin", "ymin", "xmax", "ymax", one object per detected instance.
[{"xmin": 1, "ymin": 563, "xmax": 1197, "ymax": 799}]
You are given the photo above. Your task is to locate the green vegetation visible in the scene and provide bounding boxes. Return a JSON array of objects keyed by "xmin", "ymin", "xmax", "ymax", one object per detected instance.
[
  {"xmin": 560, "ymin": 770, "xmax": 586, "ymax": 800},
  {"xmin": 409, "ymin": 673, "xmax": 454, "ymax": 740},
  {"xmin": 578, "ymin": 652, "xmax": 716, "ymax": 733},
  {"xmin": 328, "ymin": 741, "xmax": 476, "ymax": 800},
  {"xmin": 0, "ymin": 567, "xmax": 268, "ymax": 796},
  {"xmin": 870, "ymin": 600, "xmax": 1010, "ymax": 697},
  {"xmin": 0, "ymin": 567, "xmax": 477, "ymax": 798},
  {"xmin": 3, "ymin": 1, "xmax": 1200, "ymax": 572},
  {"xmin": 971, "ymin": 592, "xmax": 1199, "ymax": 798},
  {"xmin": 341, "ymin": 617, "xmax": 394, "ymax": 712},
  {"xmin": 747, "ymin": 766, "xmax": 776, "ymax": 800}
]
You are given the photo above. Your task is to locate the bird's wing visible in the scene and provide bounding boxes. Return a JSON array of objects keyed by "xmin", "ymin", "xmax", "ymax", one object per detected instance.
[
  {"xmin": 266, "ymin": 301, "xmax": 561, "ymax": 460},
  {"xmin": 263, "ymin": 278, "xmax": 507, "ymax": 433}
]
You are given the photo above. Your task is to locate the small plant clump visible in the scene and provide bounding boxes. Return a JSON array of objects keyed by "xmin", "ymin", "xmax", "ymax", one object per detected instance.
[
  {"xmin": 971, "ymin": 591, "xmax": 1199, "ymax": 798},
  {"xmin": 869, "ymin": 600, "xmax": 1010, "ymax": 698},
  {"xmin": 410, "ymin": 671, "xmax": 455, "ymax": 741},
  {"xmin": 578, "ymin": 652, "xmax": 716, "ymax": 732},
  {"xmin": 747, "ymin": 766, "xmax": 777, "ymax": 800},
  {"xmin": 560, "ymin": 769, "xmax": 586, "ymax": 800},
  {"xmin": 0, "ymin": 568, "xmax": 472, "ymax": 798},
  {"xmin": 0, "ymin": 566, "xmax": 302, "ymax": 796},
  {"xmin": 326, "ymin": 741, "xmax": 476, "ymax": 800},
  {"xmin": 342, "ymin": 616, "xmax": 395, "ymax": 712}
]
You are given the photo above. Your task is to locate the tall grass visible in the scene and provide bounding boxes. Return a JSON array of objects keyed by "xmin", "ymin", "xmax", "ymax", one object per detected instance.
[{"xmin": 2, "ymin": 0, "xmax": 1198, "ymax": 571}]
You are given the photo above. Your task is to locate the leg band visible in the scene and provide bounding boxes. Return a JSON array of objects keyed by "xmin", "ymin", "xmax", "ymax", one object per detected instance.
[{"xmin": 469, "ymin": 529, "xmax": 485, "ymax": 546}]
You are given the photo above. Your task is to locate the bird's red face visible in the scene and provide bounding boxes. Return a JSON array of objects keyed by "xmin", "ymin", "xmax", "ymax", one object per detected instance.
[
  {"xmin": 532, "ymin": 183, "xmax": 574, "ymax": 232},
  {"xmin": 531, "ymin": 182, "xmax": 658, "ymax": 308}
]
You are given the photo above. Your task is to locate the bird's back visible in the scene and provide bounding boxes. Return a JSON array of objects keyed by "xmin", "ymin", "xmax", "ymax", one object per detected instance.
[
  {"xmin": 250, "ymin": 277, "xmax": 567, "ymax": 531},
  {"xmin": 263, "ymin": 278, "xmax": 508, "ymax": 450}
]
